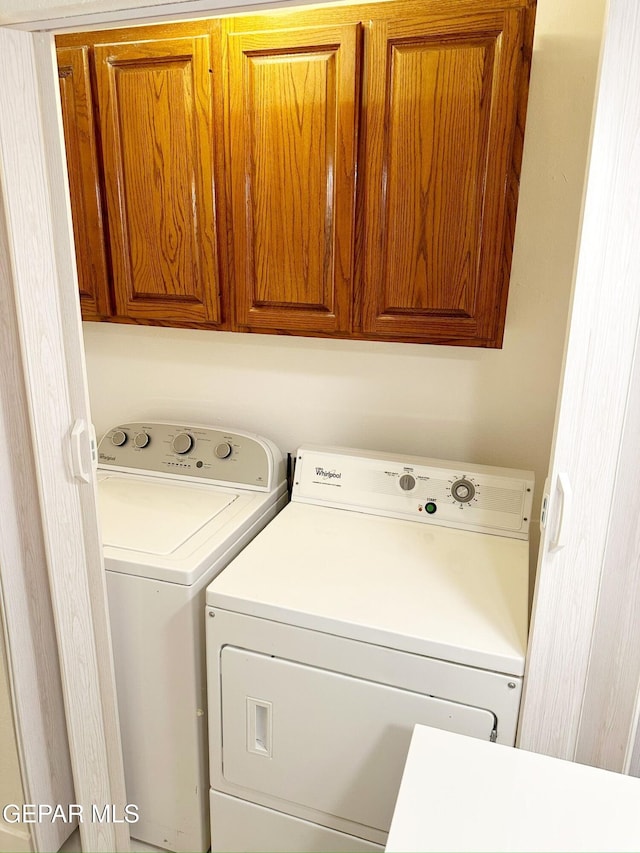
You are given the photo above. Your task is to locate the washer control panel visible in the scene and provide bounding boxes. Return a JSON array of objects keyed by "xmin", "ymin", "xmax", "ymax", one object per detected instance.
[
  {"xmin": 293, "ymin": 446, "xmax": 534, "ymax": 539},
  {"xmin": 97, "ymin": 422, "xmax": 283, "ymax": 491}
]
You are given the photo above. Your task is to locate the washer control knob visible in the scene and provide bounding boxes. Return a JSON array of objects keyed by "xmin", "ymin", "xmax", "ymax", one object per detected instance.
[
  {"xmin": 452, "ymin": 478, "xmax": 476, "ymax": 503},
  {"xmin": 172, "ymin": 433, "xmax": 193, "ymax": 455},
  {"xmin": 215, "ymin": 442, "xmax": 232, "ymax": 460},
  {"xmin": 133, "ymin": 431, "xmax": 150, "ymax": 449},
  {"xmin": 399, "ymin": 474, "xmax": 416, "ymax": 491},
  {"xmin": 111, "ymin": 429, "xmax": 127, "ymax": 447}
]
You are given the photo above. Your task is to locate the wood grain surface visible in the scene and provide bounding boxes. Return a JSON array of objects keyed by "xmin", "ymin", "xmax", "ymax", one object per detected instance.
[
  {"xmin": 230, "ymin": 23, "xmax": 358, "ymax": 333},
  {"xmin": 57, "ymin": 44, "xmax": 111, "ymax": 320},
  {"xmin": 360, "ymin": 9, "xmax": 527, "ymax": 345},
  {"xmin": 95, "ymin": 29, "xmax": 222, "ymax": 324},
  {"xmin": 55, "ymin": 0, "xmax": 535, "ymax": 345},
  {"xmin": 518, "ymin": 0, "xmax": 640, "ymax": 764}
]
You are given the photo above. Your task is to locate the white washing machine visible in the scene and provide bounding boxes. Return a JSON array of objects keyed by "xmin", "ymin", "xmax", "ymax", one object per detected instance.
[
  {"xmin": 205, "ymin": 445, "xmax": 534, "ymax": 852},
  {"xmin": 96, "ymin": 421, "xmax": 287, "ymax": 853}
]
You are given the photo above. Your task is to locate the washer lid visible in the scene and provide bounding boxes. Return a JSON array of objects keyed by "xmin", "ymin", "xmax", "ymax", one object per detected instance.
[{"xmin": 98, "ymin": 474, "xmax": 239, "ymax": 555}]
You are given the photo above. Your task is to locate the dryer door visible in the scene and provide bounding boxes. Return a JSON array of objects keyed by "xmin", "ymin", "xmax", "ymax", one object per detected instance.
[{"xmin": 219, "ymin": 647, "xmax": 495, "ymax": 835}]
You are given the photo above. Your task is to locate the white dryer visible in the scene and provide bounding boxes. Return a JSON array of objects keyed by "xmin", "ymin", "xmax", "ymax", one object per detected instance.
[
  {"xmin": 205, "ymin": 445, "xmax": 534, "ymax": 852},
  {"xmin": 96, "ymin": 422, "xmax": 287, "ymax": 853}
]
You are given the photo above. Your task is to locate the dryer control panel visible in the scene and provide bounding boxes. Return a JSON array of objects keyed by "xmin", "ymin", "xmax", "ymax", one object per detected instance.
[
  {"xmin": 293, "ymin": 446, "xmax": 534, "ymax": 539},
  {"xmin": 97, "ymin": 422, "xmax": 285, "ymax": 492}
]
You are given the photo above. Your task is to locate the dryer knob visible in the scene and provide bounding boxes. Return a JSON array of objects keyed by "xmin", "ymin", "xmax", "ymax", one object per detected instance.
[
  {"xmin": 452, "ymin": 478, "xmax": 476, "ymax": 503},
  {"xmin": 399, "ymin": 474, "xmax": 416, "ymax": 491},
  {"xmin": 111, "ymin": 429, "xmax": 127, "ymax": 447},
  {"xmin": 172, "ymin": 432, "xmax": 193, "ymax": 455},
  {"xmin": 133, "ymin": 431, "xmax": 150, "ymax": 449}
]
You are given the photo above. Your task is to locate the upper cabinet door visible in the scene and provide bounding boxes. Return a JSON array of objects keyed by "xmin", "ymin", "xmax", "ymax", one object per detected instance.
[
  {"xmin": 229, "ymin": 24, "xmax": 359, "ymax": 335},
  {"xmin": 359, "ymin": 8, "xmax": 532, "ymax": 347},
  {"xmin": 57, "ymin": 45, "xmax": 111, "ymax": 321},
  {"xmin": 94, "ymin": 33, "xmax": 222, "ymax": 325}
]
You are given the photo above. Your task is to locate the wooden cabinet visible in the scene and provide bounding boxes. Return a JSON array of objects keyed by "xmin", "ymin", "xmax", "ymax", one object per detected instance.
[
  {"xmin": 228, "ymin": 24, "xmax": 359, "ymax": 335},
  {"xmin": 57, "ymin": 45, "xmax": 111, "ymax": 320},
  {"xmin": 359, "ymin": 8, "xmax": 533, "ymax": 346},
  {"xmin": 56, "ymin": 0, "xmax": 535, "ymax": 346},
  {"xmin": 94, "ymin": 27, "xmax": 224, "ymax": 325},
  {"xmin": 57, "ymin": 22, "xmax": 227, "ymax": 327}
]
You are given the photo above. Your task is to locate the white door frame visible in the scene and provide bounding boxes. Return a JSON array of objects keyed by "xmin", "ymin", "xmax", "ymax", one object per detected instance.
[
  {"xmin": 518, "ymin": 0, "xmax": 640, "ymax": 767},
  {"xmin": 575, "ymin": 314, "xmax": 640, "ymax": 774},
  {"xmin": 0, "ymin": 103, "xmax": 75, "ymax": 853},
  {"xmin": 0, "ymin": 26, "xmax": 129, "ymax": 853}
]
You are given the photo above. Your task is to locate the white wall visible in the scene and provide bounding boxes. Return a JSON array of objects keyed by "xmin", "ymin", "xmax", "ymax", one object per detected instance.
[{"xmin": 82, "ymin": 0, "xmax": 605, "ymax": 572}]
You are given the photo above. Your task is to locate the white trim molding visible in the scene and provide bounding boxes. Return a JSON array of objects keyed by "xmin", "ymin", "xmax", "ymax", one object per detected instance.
[
  {"xmin": 519, "ymin": 0, "xmax": 640, "ymax": 762},
  {"xmin": 0, "ymin": 26, "xmax": 128, "ymax": 853}
]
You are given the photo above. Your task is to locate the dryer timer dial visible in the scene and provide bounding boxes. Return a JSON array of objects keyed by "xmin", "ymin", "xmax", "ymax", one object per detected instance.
[{"xmin": 451, "ymin": 478, "xmax": 476, "ymax": 503}]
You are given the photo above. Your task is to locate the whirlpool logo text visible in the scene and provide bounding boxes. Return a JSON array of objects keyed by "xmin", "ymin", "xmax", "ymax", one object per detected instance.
[{"xmin": 315, "ymin": 467, "xmax": 342, "ymax": 480}]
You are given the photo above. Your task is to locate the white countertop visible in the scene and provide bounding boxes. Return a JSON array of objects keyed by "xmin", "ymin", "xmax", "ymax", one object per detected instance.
[{"xmin": 386, "ymin": 725, "xmax": 640, "ymax": 852}]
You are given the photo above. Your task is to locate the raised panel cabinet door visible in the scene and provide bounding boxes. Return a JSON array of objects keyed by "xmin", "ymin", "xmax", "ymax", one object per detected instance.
[
  {"xmin": 229, "ymin": 24, "xmax": 359, "ymax": 335},
  {"xmin": 94, "ymin": 35, "xmax": 221, "ymax": 324},
  {"xmin": 57, "ymin": 46, "xmax": 111, "ymax": 320},
  {"xmin": 360, "ymin": 6, "xmax": 533, "ymax": 346}
]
